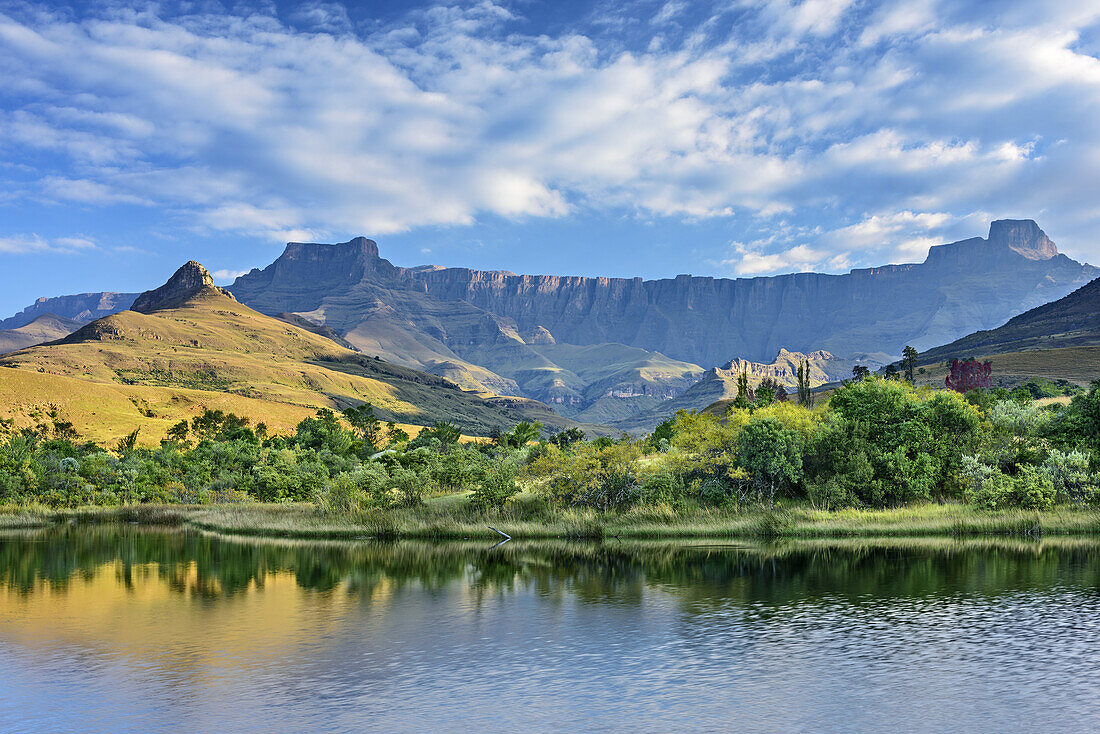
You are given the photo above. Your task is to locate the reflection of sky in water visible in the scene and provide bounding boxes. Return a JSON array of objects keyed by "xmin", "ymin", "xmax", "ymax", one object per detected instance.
[{"xmin": 0, "ymin": 533, "xmax": 1099, "ymax": 732}]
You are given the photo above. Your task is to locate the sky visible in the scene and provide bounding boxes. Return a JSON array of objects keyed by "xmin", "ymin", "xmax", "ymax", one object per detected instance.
[{"xmin": 2, "ymin": 0, "xmax": 1100, "ymax": 317}]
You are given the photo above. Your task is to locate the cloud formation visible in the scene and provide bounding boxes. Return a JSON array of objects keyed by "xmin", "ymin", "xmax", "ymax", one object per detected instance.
[
  {"xmin": 1, "ymin": 0, "xmax": 1099, "ymax": 271},
  {"xmin": 0, "ymin": 233, "xmax": 97, "ymax": 254}
]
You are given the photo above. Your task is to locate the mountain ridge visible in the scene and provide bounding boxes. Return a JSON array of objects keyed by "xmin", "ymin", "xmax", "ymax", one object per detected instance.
[
  {"xmin": 920, "ymin": 276, "xmax": 1100, "ymax": 363},
  {"xmin": 0, "ymin": 313, "xmax": 84, "ymax": 355},
  {"xmin": 230, "ymin": 219, "xmax": 1097, "ymax": 370}
]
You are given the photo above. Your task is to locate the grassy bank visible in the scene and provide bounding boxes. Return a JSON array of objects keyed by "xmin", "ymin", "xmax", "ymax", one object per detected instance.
[{"xmin": 5, "ymin": 498, "xmax": 1100, "ymax": 541}]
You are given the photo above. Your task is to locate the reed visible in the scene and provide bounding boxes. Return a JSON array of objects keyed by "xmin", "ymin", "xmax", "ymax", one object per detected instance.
[{"xmin": 3, "ymin": 500, "xmax": 1100, "ymax": 541}]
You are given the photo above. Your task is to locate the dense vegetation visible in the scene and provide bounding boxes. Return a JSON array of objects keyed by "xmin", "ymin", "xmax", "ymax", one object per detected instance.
[{"xmin": 1, "ymin": 377, "xmax": 1098, "ymax": 517}]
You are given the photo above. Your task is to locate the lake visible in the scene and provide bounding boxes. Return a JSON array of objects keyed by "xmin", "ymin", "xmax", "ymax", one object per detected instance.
[{"xmin": 1, "ymin": 527, "xmax": 1099, "ymax": 732}]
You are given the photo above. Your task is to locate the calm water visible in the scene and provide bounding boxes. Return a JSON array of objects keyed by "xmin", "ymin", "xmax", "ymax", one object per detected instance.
[{"xmin": 1, "ymin": 529, "xmax": 1099, "ymax": 732}]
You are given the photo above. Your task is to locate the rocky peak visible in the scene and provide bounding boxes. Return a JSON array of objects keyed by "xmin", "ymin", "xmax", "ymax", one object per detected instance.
[
  {"xmin": 988, "ymin": 219, "xmax": 1058, "ymax": 260},
  {"xmin": 522, "ymin": 325, "xmax": 556, "ymax": 345},
  {"xmin": 229, "ymin": 237, "xmax": 394, "ymax": 310},
  {"xmin": 132, "ymin": 261, "xmax": 235, "ymax": 313}
]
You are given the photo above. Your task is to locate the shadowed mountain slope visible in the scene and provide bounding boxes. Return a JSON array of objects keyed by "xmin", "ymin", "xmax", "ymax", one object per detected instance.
[
  {"xmin": 920, "ymin": 276, "xmax": 1100, "ymax": 362},
  {"xmin": 0, "ymin": 313, "xmax": 83, "ymax": 354},
  {"xmin": 0, "ymin": 292, "xmax": 137, "ymax": 330}
]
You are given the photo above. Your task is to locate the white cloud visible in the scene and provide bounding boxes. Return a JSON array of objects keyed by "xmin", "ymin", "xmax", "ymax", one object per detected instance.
[
  {"xmin": 0, "ymin": 233, "xmax": 97, "ymax": 254},
  {"xmin": 0, "ymin": 0, "xmax": 1099, "ymax": 265},
  {"xmin": 212, "ymin": 268, "xmax": 248, "ymax": 283},
  {"xmin": 722, "ymin": 241, "xmax": 850, "ymax": 275}
]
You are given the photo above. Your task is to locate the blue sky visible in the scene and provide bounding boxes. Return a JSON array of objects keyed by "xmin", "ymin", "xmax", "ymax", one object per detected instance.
[{"xmin": 2, "ymin": 0, "xmax": 1100, "ymax": 316}]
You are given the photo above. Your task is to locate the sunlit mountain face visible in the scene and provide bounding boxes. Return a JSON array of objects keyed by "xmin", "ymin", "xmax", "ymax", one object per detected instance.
[{"xmin": 2, "ymin": 1, "xmax": 1100, "ymax": 318}]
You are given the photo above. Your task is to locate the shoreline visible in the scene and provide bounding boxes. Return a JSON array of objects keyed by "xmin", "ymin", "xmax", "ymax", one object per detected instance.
[{"xmin": 4, "ymin": 502, "xmax": 1100, "ymax": 541}]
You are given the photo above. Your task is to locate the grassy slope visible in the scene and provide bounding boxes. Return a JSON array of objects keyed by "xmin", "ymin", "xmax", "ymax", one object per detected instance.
[
  {"xmin": 912, "ymin": 346, "xmax": 1100, "ymax": 389},
  {"xmin": 0, "ymin": 289, "xmax": 588, "ymax": 441},
  {"xmin": 907, "ymin": 276, "xmax": 1100, "ymax": 388}
]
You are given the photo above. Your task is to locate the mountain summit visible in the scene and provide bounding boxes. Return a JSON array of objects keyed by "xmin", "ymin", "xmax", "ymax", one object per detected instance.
[
  {"xmin": 131, "ymin": 261, "xmax": 235, "ymax": 313},
  {"xmin": 988, "ymin": 219, "xmax": 1059, "ymax": 260}
]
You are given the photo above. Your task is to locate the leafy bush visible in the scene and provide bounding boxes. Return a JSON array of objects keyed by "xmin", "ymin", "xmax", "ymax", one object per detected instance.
[
  {"xmin": 470, "ymin": 463, "xmax": 519, "ymax": 511},
  {"xmin": 961, "ymin": 456, "xmax": 1056, "ymax": 510},
  {"xmin": 315, "ymin": 465, "xmax": 389, "ymax": 514},
  {"xmin": 988, "ymin": 400, "xmax": 1051, "ymax": 436},
  {"xmin": 735, "ymin": 417, "xmax": 803, "ymax": 506},
  {"xmin": 1043, "ymin": 450, "xmax": 1099, "ymax": 505},
  {"xmin": 531, "ymin": 441, "xmax": 643, "ymax": 511},
  {"xmin": 638, "ymin": 470, "xmax": 686, "ymax": 507}
]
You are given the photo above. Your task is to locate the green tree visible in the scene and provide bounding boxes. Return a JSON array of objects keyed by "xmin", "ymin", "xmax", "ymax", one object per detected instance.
[
  {"xmin": 470, "ymin": 462, "xmax": 519, "ymax": 511},
  {"xmin": 550, "ymin": 427, "xmax": 586, "ymax": 450},
  {"xmin": 497, "ymin": 421, "xmax": 543, "ymax": 449},
  {"xmin": 115, "ymin": 428, "xmax": 140, "ymax": 456},
  {"xmin": 852, "ymin": 365, "xmax": 870, "ymax": 380},
  {"xmin": 735, "ymin": 417, "xmax": 803, "ymax": 507},
  {"xmin": 796, "ymin": 359, "xmax": 815, "ymax": 407},
  {"xmin": 902, "ymin": 346, "xmax": 919, "ymax": 383},
  {"xmin": 416, "ymin": 421, "xmax": 462, "ymax": 447},
  {"xmin": 737, "ymin": 371, "xmax": 750, "ymax": 400},
  {"xmin": 166, "ymin": 420, "xmax": 190, "ymax": 445},
  {"xmin": 343, "ymin": 403, "xmax": 382, "ymax": 449}
]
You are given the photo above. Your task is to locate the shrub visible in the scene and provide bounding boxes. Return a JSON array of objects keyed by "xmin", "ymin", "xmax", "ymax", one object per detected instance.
[
  {"xmin": 988, "ymin": 400, "xmax": 1050, "ymax": 436},
  {"xmin": 962, "ymin": 458, "xmax": 1056, "ymax": 510},
  {"xmin": 470, "ymin": 463, "xmax": 519, "ymax": 511},
  {"xmin": 735, "ymin": 417, "xmax": 804, "ymax": 506},
  {"xmin": 1043, "ymin": 449, "xmax": 1099, "ymax": 505},
  {"xmin": 315, "ymin": 465, "xmax": 388, "ymax": 514},
  {"xmin": 638, "ymin": 470, "xmax": 686, "ymax": 507},
  {"xmin": 388, "ymin": 465, "xmax": 431, "ymax": 507},
  {"xmin": 806, "ymin": 476, "xmax": 856, "ymax": 510},
  {"xmin": 536, "ymin": 441, "xmax": 643, "ymax": 511}
]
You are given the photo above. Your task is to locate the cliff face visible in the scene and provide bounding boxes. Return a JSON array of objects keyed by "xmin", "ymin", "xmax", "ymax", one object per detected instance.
[
  {"xmin": 231, "ymin": 219, "xmax": 1097, "ymax": 369},
  {"xmin": 404, "ymin": 222, "xmax": 1095, "ymax": 365}
]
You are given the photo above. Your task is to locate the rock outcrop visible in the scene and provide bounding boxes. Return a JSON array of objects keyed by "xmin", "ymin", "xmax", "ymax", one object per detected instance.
[
  {"xmin": 717, "ymin": 348, "xmax": 862, "ymax": 388},
  {"xmin": 990, "ymin": 219, "xmax": 1059, "ymax": 260},
  {"xmin": 131, "ymin": 261, "xmax": 235, "ymax": 314}
]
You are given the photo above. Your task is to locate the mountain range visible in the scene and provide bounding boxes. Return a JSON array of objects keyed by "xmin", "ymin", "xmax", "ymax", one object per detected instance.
[
  {"xmin": 0, "ymin": 262, "xmax": 597, "ymax": 442},
  {"xmin": 2, "ymin": 218, "xmax": 1097, "ymax": 433}
]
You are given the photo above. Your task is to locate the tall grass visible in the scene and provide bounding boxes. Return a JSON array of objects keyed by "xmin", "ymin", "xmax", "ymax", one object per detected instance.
[{"xmin": 3, "ymin": 500, "xmax": 1100, "ymax": 541}]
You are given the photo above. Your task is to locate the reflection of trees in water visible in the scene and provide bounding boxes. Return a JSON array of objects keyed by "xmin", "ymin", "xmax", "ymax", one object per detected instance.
[{"xmin": 1, "ymin": 527, "xmax": 1099, "ymax": 606}]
